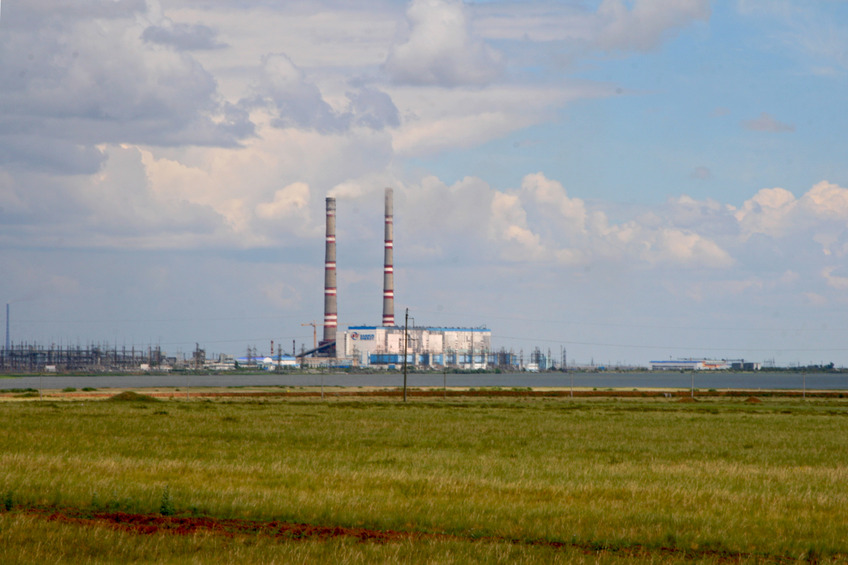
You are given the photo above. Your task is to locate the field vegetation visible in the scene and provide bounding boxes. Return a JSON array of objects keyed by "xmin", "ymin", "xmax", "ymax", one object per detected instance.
[{"xmin": 0, "ymin": 393, "xmax": 846, "ymax": 563}]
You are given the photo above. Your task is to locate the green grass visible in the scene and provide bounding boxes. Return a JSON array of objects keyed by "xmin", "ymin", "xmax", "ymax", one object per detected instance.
[
  {"xmin": 0, "ymin": 512, "xmax": 723, "ymax": 565},
  {"xmin": 0, "ymin": 396, "xmax": 846, "ymax": 563}
]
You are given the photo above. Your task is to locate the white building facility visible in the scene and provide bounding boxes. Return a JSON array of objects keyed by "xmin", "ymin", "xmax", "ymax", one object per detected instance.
[
  {"xmin": 343, "ymin": 326, "xmax": 491, "ymax": 369},
  {"xmin": 649, "ymin": 359, "xmax": 731, "ymax": 371}
]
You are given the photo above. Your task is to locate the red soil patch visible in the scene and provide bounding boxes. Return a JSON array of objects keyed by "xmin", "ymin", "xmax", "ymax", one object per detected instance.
[
  {"xmin": 36, "ymin": 508, "xmax": 413, "ymax": 543},
  {"xmin": 16, "ymin": 506, "xmax": 834, "ymax": 563},
  {"xmin": 745, "ymin": 396, "xmax": 762, "ymax": 403}
]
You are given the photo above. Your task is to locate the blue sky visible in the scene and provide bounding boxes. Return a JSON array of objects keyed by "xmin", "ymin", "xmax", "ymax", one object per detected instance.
[{"xmin": 2, "ymin": 0, "xmax": 848, "ymax": 366}]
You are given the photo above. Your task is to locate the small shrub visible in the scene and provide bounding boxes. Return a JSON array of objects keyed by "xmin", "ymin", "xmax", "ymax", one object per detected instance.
[
  {"xmin": 62, "ymin": 387, "xmax": 77, "ymax": 393},
  {"xmin": 108, "ymin": 391, "xmax": 158, "ymax": 403},
  {"xmin": 82, "ymin": 387, "xmax": 97, "ymax": 392},
  {"xmin": 3, "ymin": 490, "xmax": 13, "ymax": 511},
  {"xmin": 160, "ymin": 485, "xmax": 175, "ymax": 516}
]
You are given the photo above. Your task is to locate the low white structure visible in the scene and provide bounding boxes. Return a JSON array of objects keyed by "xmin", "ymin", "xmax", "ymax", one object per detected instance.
[
  {"xmin": 343, "ymin": 325, "xmax": 491, "ymax": 369},
  {"xmin": 649, "ymin": 359, "xmax": 731, "ymax": 371}
]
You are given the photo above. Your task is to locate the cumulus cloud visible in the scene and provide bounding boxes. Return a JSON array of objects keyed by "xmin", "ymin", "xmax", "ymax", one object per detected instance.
[
  {"xmin": 0, "ymin": 144, "xmax": 227, "ymax": 249},
  {"xmin": 639, "ymin": 228, "xmax": 733, "ymax": 268},
  {"xmin": 250, "ymin": 54, "xmax": 400, "ymax": 133},
  {"xmin": 253, "ymin": 53, "xmax": 345, "ymax": 132},
  {"xmin": 385, "ymin": 0, "xmax": 504, "ymax": 86},
  {"xmin": 742, "ymin": 112, "xmax": 796, "ymax": 133},
  {"xmin": 0, "ymin": 1, "xmax": 251, "ymax": 176},
  {"xmin": 255, "ymin": 182, "xmax": 311, "ymax": 220},
  {"xmin": 734, "ymin": 187, "xmax": 797, "ymax": 238},
  {"xmin": 733, "ymin": 181, "xmax": 848, "ymax": 261},
  {"xmin": 801, "ymin": 180, "xmax": 848, "ymax": 219},
  {"xmin": 347, "ymin": 88, "xmax": 401, "ymax": 130},
  {"xmin": 402, "ymin": 172, "xmax": 733, "ymax": 270}
]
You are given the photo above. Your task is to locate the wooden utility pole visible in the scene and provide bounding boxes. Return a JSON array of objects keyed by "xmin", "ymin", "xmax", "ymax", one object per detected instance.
[{"xmin": 402, "ymin": 308, "xmax": 409, "ymax": 402}]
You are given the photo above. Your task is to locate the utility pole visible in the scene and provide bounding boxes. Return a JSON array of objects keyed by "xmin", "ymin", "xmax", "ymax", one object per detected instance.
[{"xmin": 402, "ymin": 308, "xmax": 409, "ymax": 402}]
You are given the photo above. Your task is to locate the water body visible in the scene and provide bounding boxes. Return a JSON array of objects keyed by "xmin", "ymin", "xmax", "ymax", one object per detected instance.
[{"xmin": 1, "ymin": 372, "xmax": 846, "ymax": 391}]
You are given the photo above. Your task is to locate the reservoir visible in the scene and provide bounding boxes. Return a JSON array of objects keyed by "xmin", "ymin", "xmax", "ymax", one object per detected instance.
[{"xmin": 1, "ymin": 371, "xmax": 846, "ymax": 391}]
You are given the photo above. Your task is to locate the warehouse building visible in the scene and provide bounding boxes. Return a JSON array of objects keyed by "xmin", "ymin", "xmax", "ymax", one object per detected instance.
[{"xmin": 649, "ymin": 359, "xmax": 731, "ymax": 371}]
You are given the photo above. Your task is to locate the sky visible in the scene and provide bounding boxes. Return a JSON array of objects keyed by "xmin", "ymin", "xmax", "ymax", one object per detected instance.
[{"xmin": 2, "ymin": 0, "xmax": 848, "ymax": 367}]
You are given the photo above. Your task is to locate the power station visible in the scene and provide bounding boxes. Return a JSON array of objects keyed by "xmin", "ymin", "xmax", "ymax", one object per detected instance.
[{"xmin": 305, "ymin": 187, "xmax": 492, "ymax": 369}]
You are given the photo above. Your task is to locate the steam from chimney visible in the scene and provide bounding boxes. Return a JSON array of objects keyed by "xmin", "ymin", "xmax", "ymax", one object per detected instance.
[
  {"xmin": 382, "ymin": 188, "xmax": 395, "ymax": 327},
  {"xmin": 321, "ymin": 197, "xmax": 337, "ymax": 355}
]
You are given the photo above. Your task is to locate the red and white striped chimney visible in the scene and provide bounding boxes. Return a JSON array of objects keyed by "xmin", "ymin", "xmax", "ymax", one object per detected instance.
[
  {"xmin": 382, "ymin": 187, "xmax": 395, "ymax": 327},
  {"xmin": 320, "ymin": 197, "xmax": 337, "ymax": 355}
]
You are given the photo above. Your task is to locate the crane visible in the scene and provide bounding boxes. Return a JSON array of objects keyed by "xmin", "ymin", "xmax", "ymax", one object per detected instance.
[{"xmin": 301, "ymin": 321, "xmax": 318, "ymax": 350}]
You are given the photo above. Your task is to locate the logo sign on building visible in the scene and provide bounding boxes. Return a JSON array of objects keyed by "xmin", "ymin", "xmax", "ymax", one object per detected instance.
[{"xmin": 351, "ymin": 332, "xmax": 375, "ymax": 341}]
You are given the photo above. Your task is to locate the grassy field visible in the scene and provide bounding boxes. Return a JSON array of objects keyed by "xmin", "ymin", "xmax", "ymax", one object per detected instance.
[{"xmin": 0, "ymin": 392, "xmax": 846, "ymax": 563}]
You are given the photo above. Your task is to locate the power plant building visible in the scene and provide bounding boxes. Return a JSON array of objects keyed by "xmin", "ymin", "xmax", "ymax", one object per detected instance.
[{"xmin": 343, "ymin": 325, "xmax": 492, "ymax": 369}]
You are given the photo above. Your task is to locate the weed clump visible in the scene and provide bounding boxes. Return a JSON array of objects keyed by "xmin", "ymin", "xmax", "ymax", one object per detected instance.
[
  {"xmin": 108, "ymin": 391, "xmax": 158, "ymax": 403},
  {"xmin": 160, "ymin": 485, "xmax": 175, "ymax": 516}
]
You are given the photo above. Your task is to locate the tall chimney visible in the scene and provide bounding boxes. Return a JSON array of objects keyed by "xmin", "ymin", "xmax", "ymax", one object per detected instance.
[
  {"xmin": 320, "ymin": 197, "xmax": 337, "ymax": 356},
  {"xmin": 382, "ymin": 188, "xmax": 395, "ymax": 326},
  {"xmin": 5, "ymin": 303, "xmax": 9, "ymax": 351}
]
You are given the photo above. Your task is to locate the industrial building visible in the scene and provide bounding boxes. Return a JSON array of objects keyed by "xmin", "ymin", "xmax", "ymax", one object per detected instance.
[
  {"xmin": 649, "ymin": 359, "xmax": 760, "ymax": 371},
  {"xmin": 649, "ymin": 359, "xmax": 726, "ymax": 370},
  {"xmin": 343, "ymin": 325, "xmax": 492, "ymax": 369}
]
